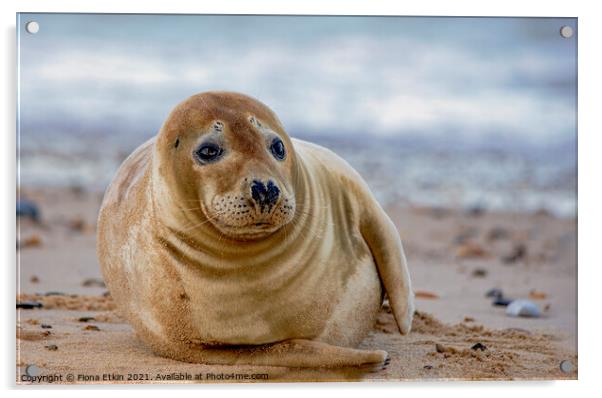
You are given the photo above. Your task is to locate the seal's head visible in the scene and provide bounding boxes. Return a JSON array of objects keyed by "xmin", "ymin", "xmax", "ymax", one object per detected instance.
[{"xmin": 154, "ymin": 91, "xmax": 297, "ymax": 240}]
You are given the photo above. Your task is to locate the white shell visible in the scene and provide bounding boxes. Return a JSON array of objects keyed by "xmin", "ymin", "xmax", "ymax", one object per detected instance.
[{"xmin": 506, "ymin": 299, "xmax": 541, "ymax": 318}]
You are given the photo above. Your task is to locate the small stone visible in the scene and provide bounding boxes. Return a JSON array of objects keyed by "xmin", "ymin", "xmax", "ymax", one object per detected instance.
[
  {"xmin": 471, "ymin": 268, "xmax": 488, "ymax": 278},
  {"xmin": 29, "ymin": 275, "xmax": 39, "ymax": 283},
  {"xmin": 502, "ymin": 243, "xmax": 527, "ymax": 264},
  {"xmin": 69, "ymin": 217, "xmax": 87, "ymax": 232},
  {"xmin": 40, "ymin": 324, "xmax": 52, "ymax": 329},
  {"xmin": 506, "ymin": 299, "xmax": 541, "ymax": 318},
  {"xmin": 463, "ymin": 316, "xmax": 475, "ymax": 322},
  {"xmin": 529, "ymin": 290, "xmax": 547, "ymax": 300},
  {"xmin": 423, "ymin": 365, "xmax": 433, "ymax": 370},
  {"xmin": 493, "ymin": 298, "xmax": 513, "ymax": 307},
  {"xmin": 78, "ymin": 317, "xmax": 96, "ymax": 323},
  {"xmin": 17, "ymin": 199, "xmax": 41, "ymax": 222},
  {"xmin": 21, "ymin": 234, "xmax": 43, "ymax": 248},
  {"xmin": 415, "ymin": 290, "xmax": 439, "ymax": 299},
  {"xmin": 471, "ymin": 342, "xmax": 487, "ymax": 351},
  {"xmin": 487, "ymin": 226, "xmax": 509, "ymax": 241},
  {"xmin": 45, "ymin": 344, "xmax": 58, "ymax": 351},
  {"xmin": 83, "ymin": 325, "xmax": 100, "ymax": 331},
  {"xmin": 82, "ymin": 278, "xmax": 106, "ymax": 288},
  {"xmin": 456, "ymin": 243, "xmax": 489, "ymax": 259},
  {"xmin": 486, "ymin": 288, "xmax": 504, "ymax": 299},
  {"xmin": 435, "ymin": 343, "xmax": 446, "ymax": 353},
  {"xmin": 17, "ymin": 301, "xmax": 43, "ymax": 309},
  {"xmin": 44, "ymin": 291, "xmax": 66, "ymax": 296}
]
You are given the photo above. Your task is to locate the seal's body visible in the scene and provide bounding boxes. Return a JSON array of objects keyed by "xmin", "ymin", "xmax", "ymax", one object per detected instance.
[{"xmin": 97, "ymin": 92, "xmax": 413, "ymax": 367}]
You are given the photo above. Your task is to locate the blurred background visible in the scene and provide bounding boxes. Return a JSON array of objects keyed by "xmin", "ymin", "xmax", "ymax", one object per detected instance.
[{"xmin": 17, "ymin": 14, "xmax": 577, "ymax": 216}]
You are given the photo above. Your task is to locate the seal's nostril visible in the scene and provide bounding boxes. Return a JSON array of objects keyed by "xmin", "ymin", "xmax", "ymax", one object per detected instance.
[
  {"xmin": 266, "ymin": 180, "xmax": 280, "ymax": 206},
  {"xmin": 251, "ymin": 180, "xmax": 267, "ymax": 205}
]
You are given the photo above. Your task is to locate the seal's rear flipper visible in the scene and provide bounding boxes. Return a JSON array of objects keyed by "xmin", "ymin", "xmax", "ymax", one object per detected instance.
[{"xmin": 152, "ymin": 339, "xmax": 388, "ymax": 368}]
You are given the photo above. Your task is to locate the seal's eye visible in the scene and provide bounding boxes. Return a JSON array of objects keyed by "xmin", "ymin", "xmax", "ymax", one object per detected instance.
[
  {"xmin": 270, "ymin": 138, "xmax": 286, "ymax": 160},
  {"xmin": 195, "ymin": 143, "xmax": 223, "ymax": 163}
]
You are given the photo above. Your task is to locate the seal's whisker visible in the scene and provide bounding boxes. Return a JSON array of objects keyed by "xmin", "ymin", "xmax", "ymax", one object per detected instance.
[
  {"xmin": 180, "ymin": 211, "xmax": 226, "ymax": 232},
  {"xmin": 179, "ymin": 206, "xmax": 208, "ymax": 212}
]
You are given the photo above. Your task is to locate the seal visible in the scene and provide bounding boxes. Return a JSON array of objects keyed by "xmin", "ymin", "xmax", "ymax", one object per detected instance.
[{"xmin": 97, "ymin": 91, "xmax": 414, "ymax": 368}]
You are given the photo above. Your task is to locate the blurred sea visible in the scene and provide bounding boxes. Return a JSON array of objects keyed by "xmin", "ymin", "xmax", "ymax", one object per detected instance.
[
  {"xmin": 17, "ymin": 14, "xmax": 577, "ymax": 217},
  {"xmin": 18, "ymin": 131, "xmax": 576, "ymax": 217}
]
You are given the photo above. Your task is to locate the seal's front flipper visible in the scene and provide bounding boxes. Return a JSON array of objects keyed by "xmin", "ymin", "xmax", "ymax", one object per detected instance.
[
  {"xmin": 153, "ymin": 339, "xmax": 388, "ymax": 368},
  {"xmin": 360, "ymin": 203, "xmax": 414, "ymax": 335}
]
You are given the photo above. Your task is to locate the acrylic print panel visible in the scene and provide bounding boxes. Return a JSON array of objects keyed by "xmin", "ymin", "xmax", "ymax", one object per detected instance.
[{"xmin": 16, "ymin": 14, "xmax": 577, "ymax": 384}]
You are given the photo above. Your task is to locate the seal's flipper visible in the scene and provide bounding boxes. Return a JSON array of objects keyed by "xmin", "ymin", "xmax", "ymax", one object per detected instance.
[
  {"xmin": 152, "ymin": 339, "xmax": 388, "ymax": 368},
  {"xmin": 360, "ymin": 204, "xmax": 414, "ymax": 335}
]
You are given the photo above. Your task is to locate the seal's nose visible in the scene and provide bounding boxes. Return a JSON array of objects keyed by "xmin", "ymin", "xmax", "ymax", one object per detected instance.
[{"xmin": 251, "ymin": 179, "xmax": 280, "ymax": 212}]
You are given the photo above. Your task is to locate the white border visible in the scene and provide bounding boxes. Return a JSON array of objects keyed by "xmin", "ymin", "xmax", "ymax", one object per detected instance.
[{"xmin": 3, "ymin": 0, "xmax": 600, "ymax": 396}]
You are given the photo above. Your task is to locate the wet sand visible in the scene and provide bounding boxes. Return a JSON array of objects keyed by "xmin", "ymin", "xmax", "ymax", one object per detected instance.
[{"xmin": 16, "ymin": 187, "xmax": 577, "ymax": 383}]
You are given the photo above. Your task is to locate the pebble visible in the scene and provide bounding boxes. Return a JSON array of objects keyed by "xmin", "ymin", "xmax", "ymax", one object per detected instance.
[
  {"xmin": 17, "ymin": 199, "xmax": 41, "ymax": 222},
  {"xmin": 487, "ymin": 226, "xmax": 509, "ymax": 241},
  {"xmin": 415, "ymin": 290, "xmax": 439, "ymax": 299},
  {"xmin": 471, "ymin": 342, "xmax": 487, "ymax": 351},
  {"xmin": 492, "ymin": 298, "xmax": 513, "ymax": 307},
  {"xmin": 45, "ymin": 345, "xmax": 58, "ymax": 351},
  {"xmin": 502, "ymin": 243, "xmax": 527, "ymax": 264},
  {"xmin": 528, "ymin": 290, "xmax": 547, "ymax": 300},
  {"xmin": 423, "ymin": 365, "xmax": 433, "ymax": 370},
  {"xmin": 20, "ymin": 234, "xmax": 43, "ymax": 249},
  {"xmin": 82, "ymin": 278, "xmax": 106, "ymax": 288},
  {"xmin": 471, "ymin": 268, "xmax": 488, "ymax": 278},
  {"xmin": 456, "ymin": 243, "xmax": 489, "ymax": 259},
  {"xmin": 40, "ymin": 324, "xmax": 52, "ymax": 329},
  {"xmin": 506, "ymin": 299, "xmax": 541, "ymax": 318},
  {"xmin": 78, "ymin": 317, "xmax": 96, "ymax": 323},
  {"xmin": 30, "ymin": 275, "xmax": 40, "ymax": 284},
  {"xmin": 69, "ymin": 217, "xmax": 87, "ymax": 232},
  {"xmin": 83, "ymin": 325, "xmax": 101, "ymax": 331},
  {"xmin": 485, "ymin": 288, "xmax": 504, "ymax": 299},
  {"xmin": 17, "ymin": 301, "xmax": 43, "ymax": 309},
  {"xmin": 44, "ymin": 291, "xmax": 66, "ymax": 296}
]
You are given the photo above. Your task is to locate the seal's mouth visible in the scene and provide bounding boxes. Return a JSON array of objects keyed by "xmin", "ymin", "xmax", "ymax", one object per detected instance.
[
  {"xmin": 213, "ymin": 221, "xmax": 283, "ymax": 240},
  {"xmin": 201, "ymin": 191, "xmax": 295, "ymax": 240}
]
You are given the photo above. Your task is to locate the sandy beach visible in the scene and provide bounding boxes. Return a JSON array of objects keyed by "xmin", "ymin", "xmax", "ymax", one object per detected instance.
[{"xmin": 16, "ymin": 186, "xmax": 577, "ymax": 383}]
